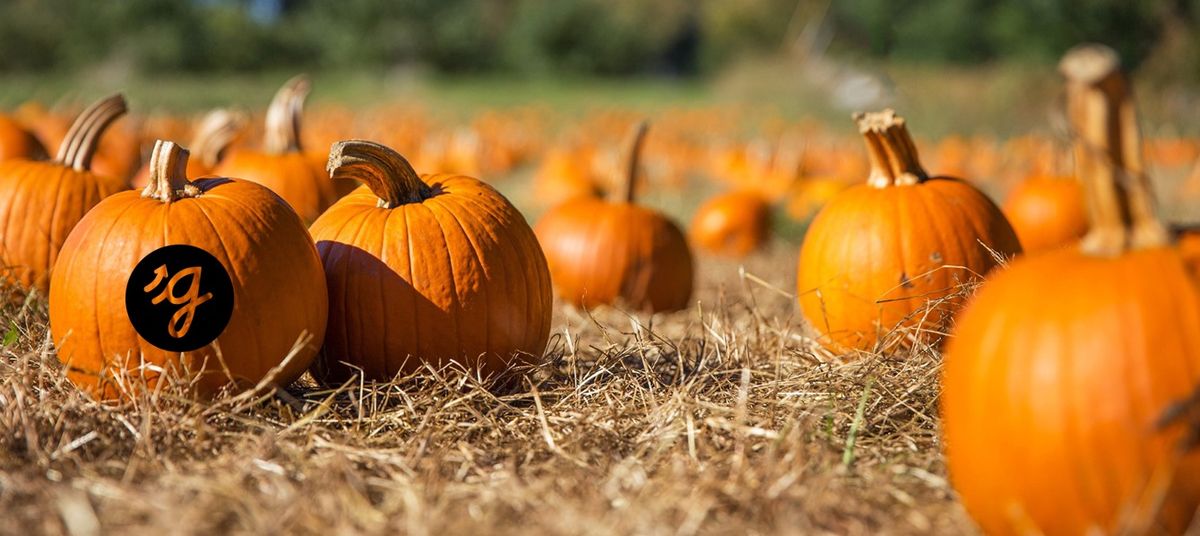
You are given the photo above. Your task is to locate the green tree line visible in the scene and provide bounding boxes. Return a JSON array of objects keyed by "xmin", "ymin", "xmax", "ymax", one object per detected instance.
[{"xmin": 0, "ymin": 0, "xmax": 1195, "ymax": 75}]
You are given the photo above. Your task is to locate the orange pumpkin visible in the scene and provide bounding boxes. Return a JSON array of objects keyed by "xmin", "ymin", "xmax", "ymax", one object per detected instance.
[
  {"xmin": 0, "ymin": 114, "xmax": 46, "ymax": 162},
  {"xmin": 49, "ymin": 140, "xmax": 327, "ymax": 399},
  {"xmin": 944, "ymin": 44, "xmax": 1200, "ymax": 535},
  {"xmin": 1002, "ymin": 174, "xmax": 1088, "ymax": 253},
  {"xmin": 536, "ymin": 122, "xmax": 694, "ymax": 312},
  {"xmin": 131, "ymin": 109, "xmax": 247, "ymax": 188},
  {"xmin": 796, "ymin": 110, "xmax": 1021, "ymax": 354},
  {"xmin": 0, "ymin": 95, "xmax": 130, "ymax": 293},
  {"xmin": 214, "ymin": 75, "xmax": 335, "ymax": 222},
  {"xmin": 309, "ymin": 140, "xmax": 552, "ymax": 382},
  {"xmin": 690, "ymin": 190, "xmax": 771, "ymax": 257}
]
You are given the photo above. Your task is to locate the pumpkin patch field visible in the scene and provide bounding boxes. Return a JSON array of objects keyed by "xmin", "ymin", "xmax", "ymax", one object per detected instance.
[{"xmin": 7, "ymin": 5, "xmax": 1200, "ymax": 534}]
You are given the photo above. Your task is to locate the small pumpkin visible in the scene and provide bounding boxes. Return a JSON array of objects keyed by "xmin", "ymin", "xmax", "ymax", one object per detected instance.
[
  {"xmin": 214, "ymin": 75, "xmax": 335, "ymax": 222},
  {"xmin": 0, "ymin": 114, "xmax": 46, "ymax": 162},
  {"xmin": 1002, "ymin": 174, "xmax": 1088, "ymax": 253},
  {"xmin": 944, "ymin": 44, "xmax": 1200, "ymax": 535},
  {"xmin": 535, "ymin": 122, "xmax": 694, "ymax": 312},
  {"xmin": 49, "ymin": 140, "xmax": 328, "ymax": 399},
  {"xmin": 0, "ymin": 95, "xmax": 130, "ymax": 293},
  {"xmin": 309, "ymin": 140, "xmax": 552, "ymax": 382},
  {"xmin": 796, "ymin": 110, "xmax": 1021, "ymax": 354},
  {"xmin": 690, "ymin": 190, "xmax": 771, "ymax": 257},
  {"xmin": 131, "ymin": 109, "xmax": 247, "ymax": 188}
]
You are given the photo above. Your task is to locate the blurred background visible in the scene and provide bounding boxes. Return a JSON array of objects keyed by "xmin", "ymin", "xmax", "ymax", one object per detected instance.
[{"xmin": 3, "ymin": 0, "xmax": 1200, "ymax": 135}]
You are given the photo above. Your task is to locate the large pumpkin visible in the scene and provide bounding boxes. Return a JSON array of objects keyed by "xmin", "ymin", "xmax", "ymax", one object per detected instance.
[
  {"xmin": 690, "ymin": 190, "xmax": 771, "ymax": 257},
  {"xmin": 214, "ymin": 75, "xmax": 335, "ymax": 222},
  {"xmin": 0, "ymin": 114, "xmax": 46, "ymax": 162},
  {"xmin": 535, "ymin": 122, "xmax": 694, "ymax": 312},
  {"xmin": 0, "ymin": 95, "xmax": 130, "ymax": 293},
  {"xmin": 1002, "ymin": 174, "xmax": 1088, "ymax": 254},
  {"xmin": 131, "ymin": 109, "xmax": 246, "ymax": 189},
  {"xmin": 944, "ymin": 44, "xmax": 1200, "ymax": 535},
  {"xmin": 309, "ymin": 140, "xmax": 551, "ymax": 382},
  {"xmin": 49, "ymin": 140, "xmax": 327, "ymax": 399},
  {"xmin": 796, "ymin": 110, "xmax": 1021, "ymax": 354}
]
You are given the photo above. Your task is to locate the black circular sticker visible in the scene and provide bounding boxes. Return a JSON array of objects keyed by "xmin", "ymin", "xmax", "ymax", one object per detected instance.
[{"xmin": 125, "ymin": 245, "xmax": 235, "ymax": 352}]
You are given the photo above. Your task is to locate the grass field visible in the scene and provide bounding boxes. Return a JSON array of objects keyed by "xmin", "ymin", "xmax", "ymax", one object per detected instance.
[
  {"xmin": 0, "ymin": 248, "xmax": 973, "ymax": 535},
  {"xmin": 4, "ymin": 56, "xmax": 1200, "ymax": 535}
]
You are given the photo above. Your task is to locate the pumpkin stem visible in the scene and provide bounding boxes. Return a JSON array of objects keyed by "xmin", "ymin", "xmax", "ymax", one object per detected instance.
[
  {"xmin": 620, "ymin": 120, "xmax": 650, "ymax": 203},
  {"xmin": 55, "ymin": 94, "xmax": 127, "ymax": 172},
  {"xmin": 263, "ymin": 75, "xmax": 310, "ymax": 155},
  {"xmin": 1061, "ymin": 44, "xmax": 1168, "ymax": 256},
  {"xmin": 327, "ymin": 140, "xmax": 430, "ymax": 208},
  {"xmin": 142, "ymin": 140, "xmax": 201, "ymax": 203},
  {"xmin": 855, "ymin": 110, "xmax": 928, "ymax": 188},
  {"xmin": 191, "ymin": 109, "xmax": 246, "ymax": 168}
]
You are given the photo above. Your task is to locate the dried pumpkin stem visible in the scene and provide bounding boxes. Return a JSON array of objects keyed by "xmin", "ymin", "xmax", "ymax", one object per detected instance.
[
  {"xmin": 142, "ymin": 140, "xmax": 201, "ymax": 203},
  {"xmin": 1061, "ymin": 44, "xmax": 1168, "ymax": 255},
  {"xmin": 328, "ymin": 140, "xmax": 429, "ymax": 208},
  {"xmin": 620, "ymin": 120, "xmax": 650, "ymax": 204},
  {"xmin": 191, "ymin": 109, "xmax": 246, "ymax": 168},
  {"xmin": 855, "ymin": 109, "xmax": 928, "ymax": 187},
  {"xmin": 55, "ymin": 94, "xmax": 127, "ymax": 172},
  {"xmin": 263, "ymin": 75, "xmax": 310, "ymax": 155}
]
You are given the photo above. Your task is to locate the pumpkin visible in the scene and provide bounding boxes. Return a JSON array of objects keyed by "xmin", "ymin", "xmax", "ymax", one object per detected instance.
[
  {"xmin": 0, "ymin": 114, "xmax": 46, "ymax": 162},
  {"xmin": 796, "ymin": 110, "xmax": 1021, "ymax": 354},
  {"xmin": 308, "ymin": 140, "xmax": 551, "ymax": 382},
  {"xmin": 49, "ymin": 140, "xmax": 327, "ymax": 399},
  {"xmin": 214, "ymin": 75, "xmax": 336, "ymax": 222},
  {"xmin": 690, "ymin": 190, "xmax": 771, "ymax": 257},
  {"xmin": 131, "ymin": 109, "xmax": 247, "ymax": 189},
  {"xmin": 1002, "ymin": 174, "xmax": 1088, "ymax": 254},
  {"xmin": 0, "ymin": 95, "xmax": 130, "ymax": 293},
  {"xmin": 943, "ymin": 44, "xmax": 1200, "ymax": 536},
  {"xmin": 535, "ymin": 122, "xmax": 694, "ymax": 312}
]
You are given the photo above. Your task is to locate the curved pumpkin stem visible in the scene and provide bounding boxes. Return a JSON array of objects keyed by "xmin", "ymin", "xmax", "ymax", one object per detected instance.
[
  {"xmin": 1061, "ymin": 44, "xmax": 1168, "ymax": 256},
  {"xmin": 192, "ymin": 109, "xmax": 246, "ymax": 168},
  {"xmin": 854, "ymin": 109, "xmax": 928, "ymax": 188},
  {"xmin": 55, "ymin": 94, "xmax": 127, "ymax": 172},
  {"xmin": 620, "ymin": 120, "xmax": 650, "ymax": 203},
  {"xmin": 263, "ymin": 75, "xmax": 310, "ymax": 155},
  {"xmin": 327, "ymin": 140, "xmax": 429, "ymax": 208},
  {"xmin": 142, "ymin": 140, "xmax": 201, "ymax": 203}
]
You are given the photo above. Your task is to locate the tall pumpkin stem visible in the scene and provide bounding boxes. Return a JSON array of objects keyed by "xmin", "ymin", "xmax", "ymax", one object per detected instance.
[
  {"xmin": 855, "ymin": 110, "xmax": 929, "ymax": 187},
  {"xmin": 620, "ymin": 120, "xmax": 650, "ymax": 204},
  {"xmin": 263, "ymin": 75, "xmax": 310, "ymax": 155},
  {"xmin": 192, "ymin": 109, "xmax": 246, "ymax": 168},
  {"xmin": 1061, "ymin": 44, "xmax": 1168, "ymax": 256},
  {"xmin": 328, "ymin": 140, "xmax": 429, "ymax": 208},
  {"xmin": 55, "ymin": 94, "xmax": 127, "ymax": 172},
  {"xmin": 142, "ymin": 140, "xmax": 200, "ymax": 203}
]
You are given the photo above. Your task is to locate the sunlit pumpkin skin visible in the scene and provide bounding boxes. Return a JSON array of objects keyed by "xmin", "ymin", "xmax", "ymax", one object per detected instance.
[
  {"xmin": 1002, "ymin": 175, "xmax": 1088, "ymax": 254},
  {"xmin": 0, "ymin": 115, "xmax": 46, "ymax": 162},
  {"xmin": 535, "ymin": 122, "xmax": 694, "ymax": 312},
  {"xmin": 309, "ymin": 141, "xmax": 551, "ymax": 382},
  {"xmin": 690, "ymin": 190, "xmax": 771, "ymax": 257},
  {"xmin": 944, "ymin": 248, "xmax": 1200, "ymax": 535},
  {"xmin": 797, "ymin": 110, "xmax": 1021, "ymax": 354},
  {"xmin": 49, "ymin": 141, "xmax": 327, "ymax": 400},
  {"xmin": 0, "ymin": 95, "xmax": 130, "ymax": 293},
  {"xmin": 944, "ymin": 44, "xmax": 1200, "ymax": 536},
  {"xmin": 214, "ymin": 76, "xmax": 335, "ymax": 222}
]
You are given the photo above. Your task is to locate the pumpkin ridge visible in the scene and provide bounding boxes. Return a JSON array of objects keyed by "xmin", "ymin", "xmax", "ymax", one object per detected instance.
[
  {"xmin": 430, "ymin": 198, "xmax": 491, "ymax": 356},
  {"xmin": 43, "ymin": 165, "xmax": 72, "ymax": 279},
  {"xmin": 189, "ymin": 199, "xmax": 265, "ymax": 369},
  {"xmin": 88, "ymin": 196, "xmax": 142, "ymax": 369}
]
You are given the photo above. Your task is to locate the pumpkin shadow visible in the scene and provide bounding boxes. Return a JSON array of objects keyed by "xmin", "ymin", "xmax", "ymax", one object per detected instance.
[{"xmin": 310, "ymin": 242, "xmax": 538, "ymax": 389}]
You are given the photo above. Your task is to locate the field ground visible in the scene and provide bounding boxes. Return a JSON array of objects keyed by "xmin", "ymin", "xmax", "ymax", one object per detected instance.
[
  {"xmin": 0, "ymin": 247, "xmax": 973, "ymax": 535},
  {"xmin": 4, "ymin": 58, "xmax": 1200, "ymax": 535}
]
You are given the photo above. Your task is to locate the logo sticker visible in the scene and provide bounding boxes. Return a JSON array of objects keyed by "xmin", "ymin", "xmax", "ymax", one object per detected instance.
[{"xmin": 125, "ymin": 245, "xmax": 234, "ymax": 352}]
